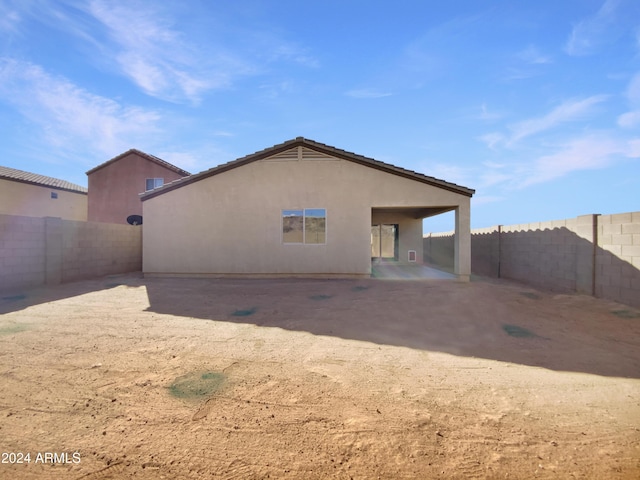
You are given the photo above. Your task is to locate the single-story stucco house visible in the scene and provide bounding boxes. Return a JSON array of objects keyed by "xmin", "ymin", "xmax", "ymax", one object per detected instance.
[{"xmin": 140, "ymin": 137, "xmax": 475, "ymax": 279}]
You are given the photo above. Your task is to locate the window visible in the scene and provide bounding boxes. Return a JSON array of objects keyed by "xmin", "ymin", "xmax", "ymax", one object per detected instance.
[
  {"xmin": 145, "ymin": 178, "xmax": 164, "ymax": 191},
  {"xmin": 282, "ymin": 208, "xmax": 326, "ymax": 244},
  {"xmin": 50, "ymin": 192, "xmax": 58, "ymax": 199}
]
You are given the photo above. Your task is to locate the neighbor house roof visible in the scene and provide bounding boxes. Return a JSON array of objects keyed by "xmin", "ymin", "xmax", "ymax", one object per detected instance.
[
  {"xmin": 86, "ymin": 148, "xmax": 191, "ymax": 177},
  {"xmin": 140, "ymin": 137, "xmax": 475, "ymax": 201},
  {"xmin": 0, "ymin": 165, "xmax": 88, "ymax": 194}
]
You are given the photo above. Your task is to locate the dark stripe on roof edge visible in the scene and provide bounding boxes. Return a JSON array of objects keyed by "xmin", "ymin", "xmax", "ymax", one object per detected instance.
[
  {"xmin": 140, "ymin": 137, "xmax": 475, "ymax": 201},
  {"xmin": 86, "ymin": 148, "xmax": 191, "ymax": 177}
]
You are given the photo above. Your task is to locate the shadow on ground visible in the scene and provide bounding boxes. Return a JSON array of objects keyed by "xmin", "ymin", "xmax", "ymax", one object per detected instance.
[
  {"xmin": 2, "ymin": 271, "xmax": 639, "ymax": 379},
  {"xmin": 141, "ymin": 274, "xmax": 640, "ymax": 379}
]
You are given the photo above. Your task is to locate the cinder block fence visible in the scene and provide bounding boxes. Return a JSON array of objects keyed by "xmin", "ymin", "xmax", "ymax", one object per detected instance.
[
  {"xmin": 424, "ymin": 211, "xmax": 640, "ymax": 308},
  {"xmin": 0, "ymin": 214, "xmax": 142, "ymax": 291}
]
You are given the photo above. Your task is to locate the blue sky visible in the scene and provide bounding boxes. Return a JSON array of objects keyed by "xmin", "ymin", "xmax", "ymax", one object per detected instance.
[{"xmin": 1, "ymin": 0, "xmax": 638, "ymax": 232}]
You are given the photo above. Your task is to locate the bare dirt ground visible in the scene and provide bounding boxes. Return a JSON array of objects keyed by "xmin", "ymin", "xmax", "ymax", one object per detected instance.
[{"xmin": 0, "ymin": 272, "xmax": 639, "ymax": 479}]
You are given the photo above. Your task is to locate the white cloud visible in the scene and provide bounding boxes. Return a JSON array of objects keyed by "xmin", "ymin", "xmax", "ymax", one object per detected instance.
[
  {"xmin": 269, "ymin": 44, "xmax": 320, "ymax": 68},
  {"xmin": 565, "ymin": 0, "xmax": 624, "ymax": 56},
  {"xmin": 478, "ymin": 132, "xmax": 505, "ymax": 149},
  {"xmin": 507, "ymin": 95, "xmax": 608, "ymax": 145},
  {"xmin": 519, "ymin": 133, "xmax": 638, "ymax": 187},
  {"xmin": 617, "ymin": 110, "xmax": 640, "ymax": 128},
  {"xmin": 346, "ymin": 88, "xmax": 393, "ymax": 99},
  {"xmin": 479, "ymin": 96, "xmax": 608, "ymax": 150},
  {"xmin": 84, "ymin": 0, "xmax": 241, "ymax": 104},
  {"xmin": 477, "ymin": 103, "xmax": 504, "ymax": 121},
  {"xmin": 617, "ymin": 73, "xmax": 640, "ymax": 128},
  {"xmin": 4, "ymin": 1, "xmax": 320, "ymax": 104},
  {"xmin": 424, "ymin": 164, "xmax": 473, "ymax": 187},
  {"xmin": 516, "ymin": 45, "xmax": 552, "ymax": 65},
  {"xmin": 0, "ymin": 5, "xmax": 20, "ymax": 33},
  {"xmin": 626, "ymin": 72, "xmax": 640, "ymax": 103},
  {"xmin": 628, "ymin": 138, "xmax": 640, "ymax": 157},
  {"xmin": 0, "ymin": 58, "xmax": 161, "ymax": 157},
  {"xmin": 479, "ymin": 172, "xmax": 513, "ymax": 188}
]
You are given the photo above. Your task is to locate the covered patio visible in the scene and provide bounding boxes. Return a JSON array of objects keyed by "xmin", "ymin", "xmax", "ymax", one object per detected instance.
[
  {"xmin": 371, "ymin": 205, "xmax": 470, "ymax": 281},
  {"xmin": 371, "ymin": 261, "xmax": 456, "ymax": 280}
]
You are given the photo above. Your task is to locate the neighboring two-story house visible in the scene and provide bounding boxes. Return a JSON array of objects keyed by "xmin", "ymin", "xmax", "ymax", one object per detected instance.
[{"xmin": 86, "ymin": 149, "xmax": 190, "ymax": 224}]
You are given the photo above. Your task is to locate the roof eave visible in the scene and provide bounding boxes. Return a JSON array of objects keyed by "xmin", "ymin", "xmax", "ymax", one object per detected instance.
[
  {"xmin": 0, "ymin": 176, "xmax": 88, "ymax": 194},
  {"xmin": 86, "ymin": 149, "xmax": 191, "ymax": 177}
]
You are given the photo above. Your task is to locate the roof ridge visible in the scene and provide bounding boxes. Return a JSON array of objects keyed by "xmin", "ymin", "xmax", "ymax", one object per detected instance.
[
  {"xmin": 86, "ymin": 149, "xmax": 191, "ymax": 177},
  {"xmin": 140, "ymin": 137, "xmax": 475, "ymax": 201},
  {"xmin": 297, "ymin": 137, "xmax": 473, "ymax": 191}
]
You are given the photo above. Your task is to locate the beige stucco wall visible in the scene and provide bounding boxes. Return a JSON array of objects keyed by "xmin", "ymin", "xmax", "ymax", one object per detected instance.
[
  {"xmin": 0, "ymin": 178, "xmax": 87, "ymax": 221},
  {"xmin": 143, "ymin": 150, "xmax": 470, "ymax": 277}
]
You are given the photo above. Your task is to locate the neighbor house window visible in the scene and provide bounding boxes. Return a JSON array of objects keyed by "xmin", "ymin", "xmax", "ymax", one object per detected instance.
[
  {"xmin": 50, "ymin": 192, "xmax": 58, "ymax": 199},
  {"xmin": 282, "ymin": 208, "xmax": 326, "ymax": 244},
  {"xmin": 145, "ymin": 178, "xmax": 164, "ymax": 191}
]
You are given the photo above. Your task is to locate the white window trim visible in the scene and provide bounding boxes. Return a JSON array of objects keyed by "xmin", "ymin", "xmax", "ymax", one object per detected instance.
[{"xmin": 145, "ymin": 178, "xmax": 164, "ymax": 191}]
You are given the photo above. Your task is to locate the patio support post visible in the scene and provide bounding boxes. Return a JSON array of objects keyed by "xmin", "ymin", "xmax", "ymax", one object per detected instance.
[{"xmin": 454, "ymin": 202, "xmax": 471, "ymax": 282}]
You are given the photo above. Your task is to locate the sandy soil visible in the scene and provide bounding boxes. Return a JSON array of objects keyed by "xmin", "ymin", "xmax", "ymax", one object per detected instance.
[{"xmin": 0, "ymin": 273, "xmax": 639, "ymax": 479}]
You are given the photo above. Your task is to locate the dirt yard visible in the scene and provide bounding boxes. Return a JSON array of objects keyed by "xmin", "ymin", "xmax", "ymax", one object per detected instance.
[{"xmin": 0, "ymin": 273, "xmax": 639, "ymax": 479}]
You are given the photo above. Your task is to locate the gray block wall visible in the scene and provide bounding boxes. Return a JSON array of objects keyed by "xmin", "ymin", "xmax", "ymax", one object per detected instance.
[
  {"xmin": 424, "ymin": 211, "xmax": 640, "ymax": 308},
  {"xmin": 0, "ymin": 214, "xmax": 142, "ymax": 291},
  {"xmin": 0, "ymin": 215, "xmax": 46, "ymax": 289}
]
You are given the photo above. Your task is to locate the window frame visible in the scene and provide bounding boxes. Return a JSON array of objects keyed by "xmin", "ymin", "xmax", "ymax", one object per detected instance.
[
  {"xmin": 145, "ymin": 178, "xmax": 164, "ymax": 191},
  {"xmin": 282, "ymin": 208, "xmax": 327, "ymax": 245}
]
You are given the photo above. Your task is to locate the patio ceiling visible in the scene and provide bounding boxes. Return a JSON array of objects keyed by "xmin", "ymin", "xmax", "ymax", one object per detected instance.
[{"xmin": 372, "ymin": 206, "xmax": 456, "ymax": 220}]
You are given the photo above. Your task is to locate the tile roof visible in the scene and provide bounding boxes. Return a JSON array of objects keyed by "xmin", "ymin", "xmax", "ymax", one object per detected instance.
[
  {"xmin": 86, "ymin": 148, "xmax": 191, "ymax": 177},
  {"xmin": 0, "ymin": 165, "xmax": 87, "ymax": 194},
  {"xmin": 141, "ymin": 137, "xmax": 475, "ymax": 201}
]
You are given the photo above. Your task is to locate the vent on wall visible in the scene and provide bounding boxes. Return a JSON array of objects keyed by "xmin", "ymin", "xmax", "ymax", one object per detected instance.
[
  {"xmin": 266, "ymin": 146, "xmax": 338, "ymax": 162},
  {"xmin": 408, "ymin": 250, "xmax": 417, "ymax": 262}
]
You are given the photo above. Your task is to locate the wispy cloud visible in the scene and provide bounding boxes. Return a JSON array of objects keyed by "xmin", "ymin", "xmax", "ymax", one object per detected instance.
[
  {"xmin": 503, "ymin": 45, "xmax": 552, "ymax": 80},
  {"xmin": 420, "ymin": 160, "xmax": 514, "ymax": 194},
  {"xmin": 507, "ymin": 95, "xmax": 608, "ymax": 145},
  {"xmin": 565, "ymin": 0, "xmax": 624, "ymax": 56},
  {"xmin": 268, "ymin": 44, "xmax": 319, "ymax": 68},
  {"xmin": 83, "ymin": 0, "xmax": 249, "ymax": 104},
  {"xmin": 7, "ymin": 1, "xmax": 319, "ymax": 104},
  {"xmin": 479, "ymin": 96, "xmax": 608, "ymax": 149},
  {"xmin": 424, "ymin": 164, "xmax": 473, "ymax": 188},
  {"xmin": 0, "ymin": 4, "xmax": 21, "ymax": 33},
  {"xmin": 478, "ymin": 132, "xmax": 506, "ymax": 149},
  {"xmin": 0, "ymin": 58, "xmax": 161, "ymax": 158},
  {"xmin": 618, "ymin": 110, "xmax": 640, "ymax": 128},
  {"xmin": 516, "ymin": 45, "xmax": 552, "ymax": 65},
  {"xmin": 476, "ymin": 103, "xmax": 504, "ymax": 121},
  {"xmin": 346, "ymin": 88, "xmax": 393, "ymax": 99},
  {"xmin": 617, "ymin": 72, "xmax": 640, "ymax": 128},
  {"xmin": 519, "ymin": 133, "xmax": 638, "ymax": 187}
]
